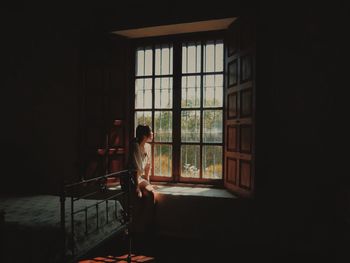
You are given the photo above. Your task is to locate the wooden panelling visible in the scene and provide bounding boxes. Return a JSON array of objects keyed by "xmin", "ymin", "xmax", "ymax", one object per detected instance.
[
  {"xmin": 240, "ymin": 125, "xmax": 252, "ymax": 153},
  {"xmin": 224, "ymin": 16, "xmax": 255, "ymax": 198},
  {"xmin": 227, "ymin": 125, "xmax": 238, "ymax": 152},
  {"xmin": 240, "ymin": 89, "xmax": 252, "ymax": 117},
  {"xmin": 240, "ymin": 55, "xmax": 252, "ymax": 82},
  {"xmin": 227, "ymin": 92, "xmax": 237, "ymax": 119},
  {"xmin": 226, "ymin": 157, "xmax": 237, "ymax": 184},
  {"xmin": 239, "ymin": 160, "xmax": 251, "ymax": 189},
  {"xmin": 228, "ymin": 59, "xmax": 238, "ymax": 87}
]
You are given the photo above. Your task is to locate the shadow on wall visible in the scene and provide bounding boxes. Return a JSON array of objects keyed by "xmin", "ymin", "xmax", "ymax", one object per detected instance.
[{"xmin": 0, "ymin": 143, "xmax": 44, "ymax": 195}]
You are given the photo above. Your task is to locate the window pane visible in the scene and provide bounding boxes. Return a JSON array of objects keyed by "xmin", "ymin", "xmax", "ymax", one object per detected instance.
[
  {"xmin": 181, "ymin": 145, "xmax": 200, "ymax": 178},
  {"xmin": 215, "ymin": 41, "xmax": 224, "ymax": 72},
  {"xmin": 204, "ymin": 41, "xmax": 215, "ymax": 72},
  {"xmin": 181, "ymin": 110, "xmax": 200, "ymax": 142},
  {"xmin": 204, "ymin": 40, "xmax": 223, "ymax": 72},
  {"xmin": 181, "ymin": 76, "xmax": 201, "ymax": 108},
  {"xmin": 155, "ymin": 77, "xmax": 172, "ymax": 109},
  {"xmin": 202, "ymin": 145, "xmax": 222, "ymax": 179},
  {"xmin": 136, "ymin": 48, "xmax": 144, "ymax": 76},
  {"xmin": 155, "ymin": 44, "xmax": 173, "ymax": 75},
  {"xmin": 203, "ymin": 74, "xmax": 223, "ymax": 107},
  {"xmin": 154, "ymin": 144, "xmax": 172, "ymax": 177},
  {"xmin": 182, "ymin": 42, "xmax": 201, "ymax": 74},
  {"xmin": 155, "ymin": 111, "xmax": 172, "ymax": 142},
  {"xmin": 134, "ymin": 111, "xmax": 152, "ymax": 135},
  {"xmin": 136, "ymin": 47, "xmax": 152, "ymax": 76},
  {"xmin": 203, "ymin": 110, "xmax": 223, "ymax": 143},
  {"xmin": 144, "ymin": 47, "xmax": 153, "ymax": 75},
  {"xmin": 135, "ymin": 78, "xmax": 152, "ymax": 109}
]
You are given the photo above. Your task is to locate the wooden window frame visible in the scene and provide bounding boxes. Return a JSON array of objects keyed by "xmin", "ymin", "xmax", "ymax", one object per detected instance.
[{"xmin": 131, "ymin": 31, "xmax": 226, "ymax": 186}]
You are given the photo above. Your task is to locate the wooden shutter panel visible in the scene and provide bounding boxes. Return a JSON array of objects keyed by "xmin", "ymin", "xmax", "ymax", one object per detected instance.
[{"xmin": 224, "ymin": 16, "xmax": 256, "ymax": 197}]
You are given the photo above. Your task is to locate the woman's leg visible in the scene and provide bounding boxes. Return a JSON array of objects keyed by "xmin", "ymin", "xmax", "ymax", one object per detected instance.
[
  {"xmin": 138, "ymin": 180, "xmax": 157, "ymax": 233},
  {"xmin": 138, "ymin": 180, "xmax": 156, "ymax": 201}
]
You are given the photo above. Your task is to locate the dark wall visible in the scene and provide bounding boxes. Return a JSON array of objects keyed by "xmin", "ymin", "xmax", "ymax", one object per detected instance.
[
  {"xmin": 78, "ymin": 31, "xmax": 131, "ymax": 181},
  {"xmin": 255, "ymin": 2, "xmax": 346, "ymax": 259},
  {"xmin": 1, "ymin": 6, "xmax": 82, "ymax": 194},
  {"xmin": 1, "ymin": 5, "xmax": 132, "ymax": 194}
]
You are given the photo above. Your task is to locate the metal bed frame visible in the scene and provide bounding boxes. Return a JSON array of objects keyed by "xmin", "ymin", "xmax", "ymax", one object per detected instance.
[{"xmin": 60, "ymin": 169, "xmax": 135, "ymax": 262}]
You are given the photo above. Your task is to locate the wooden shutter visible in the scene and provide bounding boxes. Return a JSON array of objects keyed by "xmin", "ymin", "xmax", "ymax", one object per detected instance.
[{"xmin": 224, "ymin": 16, "xmax": 256, "ymax": 197}]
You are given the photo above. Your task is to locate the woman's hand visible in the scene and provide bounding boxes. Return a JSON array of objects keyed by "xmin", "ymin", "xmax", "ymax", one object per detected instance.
[{"xmin": 136, "ymin": 187, "xmax": 142, "ymax": 198}]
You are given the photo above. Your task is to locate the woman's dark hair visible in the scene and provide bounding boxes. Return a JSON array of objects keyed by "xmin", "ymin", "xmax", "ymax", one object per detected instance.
[{"xmin": 136, "ymin": 124, "xmax": 152, "ymax": 142}]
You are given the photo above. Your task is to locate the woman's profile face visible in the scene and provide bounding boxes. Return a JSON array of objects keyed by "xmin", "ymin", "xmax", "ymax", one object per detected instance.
[{"xmin": 146, "ymin": 130, "xmax": 153, "ymax": 142}]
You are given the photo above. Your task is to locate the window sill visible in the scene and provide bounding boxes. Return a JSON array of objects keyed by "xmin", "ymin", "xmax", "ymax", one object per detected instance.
[{"xmin": 153, "ymin": 183, "xmax": 237, "ymax": 199}]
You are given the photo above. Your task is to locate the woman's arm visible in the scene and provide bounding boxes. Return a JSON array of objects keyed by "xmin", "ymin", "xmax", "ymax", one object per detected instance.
[
  {"xmin": 131, "ymin": 142, "xmax": 143, "ymax": 196},
  {"xmin": 144, "ymin": 143, "xmax": 152, "ymax": 181}
]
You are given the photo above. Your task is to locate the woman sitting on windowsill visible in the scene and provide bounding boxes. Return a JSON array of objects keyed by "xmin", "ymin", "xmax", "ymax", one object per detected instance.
[{"xmin": 126, "ymin": 124, "xmax": 157, "ymax": 234}]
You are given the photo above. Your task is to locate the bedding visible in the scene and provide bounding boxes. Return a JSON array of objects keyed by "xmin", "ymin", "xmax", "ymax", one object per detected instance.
[{"xmin": 0, "ymin": 194, "xmax": 125, "ymax": 262}]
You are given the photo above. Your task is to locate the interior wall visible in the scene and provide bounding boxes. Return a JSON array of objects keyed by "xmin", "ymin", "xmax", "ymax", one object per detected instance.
[
  {"xmin": 254, "ymin": 2, "xmax": 343, "ymax": 257},
  {"xmin": 78, "ymin": 32, "xmax": 131, "ymax": 181},
  {"xmin": 1, "ymin": 8, "xmax": 81, "ymax": 194},
  {"xmin": 0, "ymin": 4, "xmax": 133, "ymax": 194}
]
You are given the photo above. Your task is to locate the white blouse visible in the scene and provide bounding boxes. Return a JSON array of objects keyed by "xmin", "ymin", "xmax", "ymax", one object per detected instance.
[{"xmin": 131, "ymin": 141, "xmax": 151, "ymax": 179}]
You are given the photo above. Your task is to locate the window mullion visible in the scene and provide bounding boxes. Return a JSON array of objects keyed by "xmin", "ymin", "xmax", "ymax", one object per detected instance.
[
  {"xmin": 199, "ymin": 40, "xmax": 204, "ymax": 180},
  {"xmin": 151, "ymin": 44, "xmax": 155, "ymax": 177},
  {"xmin": 173, "ymin": 42, "xmax": 182, "ymax": 182}
]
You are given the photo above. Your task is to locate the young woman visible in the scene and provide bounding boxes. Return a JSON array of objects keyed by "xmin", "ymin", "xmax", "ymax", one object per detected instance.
[
  {"xmin": 128, "ymin": 124, "xmax": 156, "ymax": 198},
  {"xmin": 127, "ymin": 124, "xmax": 157, "ymax": 234}
]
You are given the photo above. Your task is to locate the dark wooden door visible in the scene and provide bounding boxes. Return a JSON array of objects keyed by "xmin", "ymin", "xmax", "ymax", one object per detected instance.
[{"xmin": 224, "ymin": 16, "xmax": 256, "ymax": 197}]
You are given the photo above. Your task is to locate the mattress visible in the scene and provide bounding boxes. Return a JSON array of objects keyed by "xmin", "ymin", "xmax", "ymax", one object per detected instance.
[{"xmin": 0, "ymin": 194, "xmax": 125, "ymax": 262}]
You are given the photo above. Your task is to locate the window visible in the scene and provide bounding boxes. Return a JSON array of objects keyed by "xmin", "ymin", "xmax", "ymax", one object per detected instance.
[{"xmin": 134, "ymin": 38, "xmax": 224, "ymax": 184}]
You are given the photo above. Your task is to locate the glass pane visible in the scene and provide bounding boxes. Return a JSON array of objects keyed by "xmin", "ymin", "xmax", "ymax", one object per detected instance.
[
  {"xmin": 182, "ymin": 42, "xmax": 201, "ymax": 74},
  {"xmin": 203, "ymin": 110, "xmax": 223, "ymax": 143},
  {"xmin": 202, "ymin": 146, "xmax": 222, "ymax": 179},
  {"xmin": 181, "ymin": 76, "xmax": 201, "ymax": 108},
  {"xmin": 204, "ymin": 40, "xmax": 223, "ymax": 73},
  {"xmin": 134, "ymin": 111, "xmax": 152, "ymax": 136},
  {"xmin": 155, "ymin": 77, "xmax": 172, "ymax": 109},
  {"xmin": 203, "ymin": 74, "xmax": 223, "ymax": 107},
  {"xmin": 135, "ymin": 78, "xmax": 152, "ymax": 109},
  {"xmin": 181, "ymin": 145, "xmax": 200, "ymax": 178},
  {"xmin": 155, "ymin": 111, "xmax": 172, "ymax": 142},
  {"xmin": 144, "ymin": 47, "xmax": 153, "ymax": 76},
  {"xmin": 204, "ymin": 41, "xmax": 215, "ymax": 72},
  {"xmin": 136, "ymin": 48, "xmax": 144, "ymax": 76},
  {"xmin": 154, "ymin": 144, "xmax": 172, "ymax": 177},
  {"xmin": 181, "ymin": 110, "xmax": 200, "ymax": 142},
  {"xmin": 215, "ymin": 41, "xmax": 224, "ymax": 72},
  {"xmin": 136, "ymin": 47, "xmax": 152, "ymax": 76},
  {"xmin": 155, "ymin": 44, "xmax": 173, "ymax": 75}
]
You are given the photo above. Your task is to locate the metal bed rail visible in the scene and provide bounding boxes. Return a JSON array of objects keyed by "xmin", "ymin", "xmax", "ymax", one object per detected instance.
[{"xmin": 60, "ymin": 169, "xmax": 135, "ymax": 262}]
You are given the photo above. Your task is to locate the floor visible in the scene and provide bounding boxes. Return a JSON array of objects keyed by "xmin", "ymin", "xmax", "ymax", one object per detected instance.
[
  {"xmin": 80, "ymin": 231, "xmax": 332, "ymax": 263},
  {"xmin": 78, "ymin": 186, "xmax": 331, "ymax": 263},
  {"xmin": 79, "ymin": 186, "xmax": 242, "ymax": 262},
  {"xmin": 79, "ymin": 232, "xmax": 255, "ymax": 263}
]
